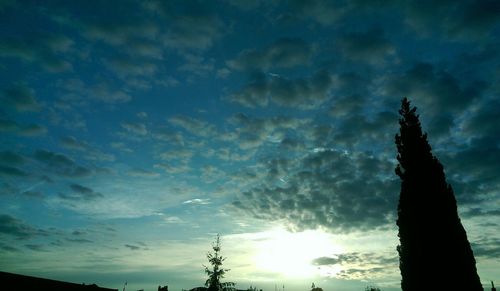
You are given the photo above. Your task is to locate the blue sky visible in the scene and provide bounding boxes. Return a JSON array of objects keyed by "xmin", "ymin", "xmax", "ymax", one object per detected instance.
[{"xmin": 0, "ymin": 1, "xmax": 499, "ymax": 290}]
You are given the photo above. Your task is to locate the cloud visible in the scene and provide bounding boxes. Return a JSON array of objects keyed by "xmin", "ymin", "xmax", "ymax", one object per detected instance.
[
  {"xmin": 0, "ymin": 242, "xmax": 20, "ymax": 253},
  {"xmin": 152, "ymin": 128, "xmax": 184, "ymax": 146},
  {"xmin": 121, "ymin": 122, "xmax": 148, "ymax": 136},
  {"xmin": 0, "ymin": 150, "xmax": 25, "ymax": 166},
  {"xmin": 178, "ymin": 53, "xmax": 215, "ymax": 77},
  {"xmin": 227, "ymin": 113, "xmax": 311, "ymax": 149},
  {"xmin": 233, "ymin": 150, "xmax": 399, "ymax": 233},
  {"xmin": 104, "ymin": 55, "xmax": 158, "ymax": 78},
  {"xmin": 128, "ymin": 168, "xmax": 160, "ymax": 178},
  {"xmin": 313, "ymin": 251, "xmax": 399, "ymax": 280},
  {"xmin": 183, "ymin": 198, "xmax": 211, "ymax": 205},
  {"xmin": 24, "ymin": 244, "xmax": 46, "ymax": 251},
  {"xmin": 1, "ymin": 84, "xmax": 41, "ymax": 112},
  {"xmin": 33, "ymin": 150, "xmax": 92, "ymax": 177},
  {"xmin": 338, "ymin": 28, "xmax": 395, "ymax": 64},
  {"xmin": 159, "ymin": 149, "xmax": 194, "ymax": 161},
  {"xmin": 59, "ymin": 183, "xmax": 103, "ymax": 201},
  {"xmin": 403, "ymin": 0, "xmax": 500, "ymax": 39},
  {"xmin": 289, "ymin": 0, "xmax": 346, "ymax": 26},
  {"xmin": 0, "ymin": 34, "xmax": 73, "ymax": 72},
  {"xmin": 125, "ymin": 244, "xmax": 141, "ymax": 251},
  {"xmin": 226, "ymin": 70, "xmax": 334, "ymax": 109},
  {"xmin": 201, "ymin": 165, "xmax": 226, "ymax": 183},
  {"xmin": 90, "ymin": 82, "xmax": 132, "ymax": 104},
  {"xmin": 383, "ymin": 63, "xmax": 488, "ymax": 136},
  {"xmin": 60, "ymin": 136, "xmax": 115, "ymax": 162},
  {"xmin": 0, "ymin": 165, "xmax": 28, "ymax": 177},
  {"xmin": 0, "ymin": 119, "xmax": 47, "ymax": 136},
  {"xmin": 227, "ymin": 38, "xmax": 314, "ymax": 71},
  {"xmin": 168, "ymin": 115, "xmax": 216, "ymax": 137},
  {"xmin": 0, "ymin": 214, "xmax": 46, "ymax": 239},
  {"xmin": 60, "ymin": 136, "xmax": 88, "ymax": 151},
  {"xmin": 161, "ymin": 12, "xmax": 223, "ymax": 50},
  {"xmin": 154, "ymin": 161, "xmax": 191, "ymax": 174}
]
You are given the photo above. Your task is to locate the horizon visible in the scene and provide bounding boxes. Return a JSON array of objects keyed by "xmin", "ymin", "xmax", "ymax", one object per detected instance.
[{"xmin": 0, "ymin": 1, "xmax": 499, "ymax": 291}]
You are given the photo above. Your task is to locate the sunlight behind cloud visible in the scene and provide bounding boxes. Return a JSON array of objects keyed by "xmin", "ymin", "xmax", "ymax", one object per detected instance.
[{"xmin": 253, "ymin": 228, "xmax": 343, "ymax": 278}]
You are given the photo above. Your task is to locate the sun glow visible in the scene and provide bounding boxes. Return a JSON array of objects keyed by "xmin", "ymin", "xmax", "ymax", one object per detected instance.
[{"xmin": 254, "ymin": 228, "xmax": 343, "ymax": 278}]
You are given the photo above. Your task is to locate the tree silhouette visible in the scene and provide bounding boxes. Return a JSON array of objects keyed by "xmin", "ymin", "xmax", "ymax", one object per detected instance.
[
  {"xmin": 204, "ymin": 234, "xmax": 235, "ymax": 291},
  {"xmin": 395, "ymin": 98, "xmax": 483, "ymax": 290}
]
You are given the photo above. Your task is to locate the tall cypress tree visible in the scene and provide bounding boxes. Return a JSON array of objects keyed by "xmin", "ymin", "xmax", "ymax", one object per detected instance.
[{"xmin": 395, "ymin": 98, "xmax": 483, "ymax": 290}]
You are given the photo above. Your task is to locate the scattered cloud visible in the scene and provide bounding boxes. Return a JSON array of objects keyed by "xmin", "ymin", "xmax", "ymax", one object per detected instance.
[
  {"xmin": 0, "ymin": 34, "xmax": 73, "ymax": 72},
  {"xmin": 233, "ymin": 150, "xmax": 398, "ymax": 233},
  {"xmin": 0, "ymin": 165, "xmax": 28, "ymax": 177},
  {"xmin": 183, "ymin": 198, "xmax": 211, "ymax": 205},
  {"xmin": 0, "ymin": 150, "xmax": 25, "ymax": 166},
  {"xmin": 168, "ymin": 115, "xmax": 216, "ymax": 137},
  {"xmin": 313, "ymin": 251, "xmax": 399, "ymax": 280},
  {"xmin": 0, "ymin": 119, "xmax": 47, "ymax": 136},
  {"xmin": 128, "ymin": 168, "xmax": 160, "ymax": 178},
  {"xmin": 121, "ymin": 122, "xmax": 148, "ymax": 136},
  {"xmin": 0, "ymin": 214, "xmax": 47, "ymax": 239},
  {"xmin": 338, "ymin": 28, "xmax": 395, "ymax": 64},
  {"xmin": 228, "ymin": 38, "xmax": 314, "ymax": 71},
  {"xmin": 34, "ymin": 150, "xmax": 92, "ymax": 177},
  {"xmin": 1, "ymin": 84, "xmax": 41, "ymax": 112},
  {"xmin": 227, "ymin": 70, "xmax": 334, "ymax": 109},
  {"xmin": 59, "ymin": 183, "xmax": 103, "ymax": 201}
]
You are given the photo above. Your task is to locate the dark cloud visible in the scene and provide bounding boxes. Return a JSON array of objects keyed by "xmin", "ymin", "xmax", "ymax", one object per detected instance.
[
  {"xmin": 0, "ymin": 242, "xmax": 20, "ymax": 252},
  {"xmin": 24, "ymin": 244, "xmax": 45, "ymax": 251},
  {"xmin": 227, "ymin": 113, "xmax": 310, "ymax": 149},
  {"xmin": 338, "ymin": 28, "xmax": 395, "ymax": 63},
  {"xmin": 1, "ymin": 84, "xmax": 41, "ymax": 112},
  {"xmin": 404, "ymin": 0, "xmax": 500, "ymax": 39},
  {"xmin": 233, "ymin": 150, "xmax": 399, "ymax": 233},
  {"xmin": 124, "ymin": 244, "xmax": 144, "ymax": 251},
  {"xmin": 0, "ymin": 151, "xmax": 25, "ymax": 166},
  {"xmin": 22, "ymin": 191, "xmax": 44, "ymax": 199},
  {"xmin": 227, "ymin": 70, "xmax": 334, "ymax": 109},
  {"xmin": 161, "ymin": 13, "xmax": 223, "ymax": 50},
  {"xmin": 228, "ymin": 38, "xmax": 314, "ymax": 71},
  {"xmin": 140, "ymin": 1, "xmax": 224, "ymax": 51},
  {"xmin": 0, "ymin": 34, "xmax": 73, "ymax": 72},
  {"xmin": 66, "ymin": 238, "xmax": 93, "ymax": 244},
  {"xmin": 384, "ymin": 63, "xmax": 488, "ymax": 137},
  {"xmin": 33, "ymin": 150, "xmax": 91, "ymax": 177},
  {"xmin": 0, "ymin": 119, "xmax": 47, "ymax": 136},
  {"xmin": 60, "ymin": 183, "xmax": 103, "ymax": 201},
  {"xmin": 471, "ymin": 236, "xmax": 500, "ymax": 260},
  {"xmin": 330, "ymin": 111, "xmax": 398, "ymax": 150},
  {"xmin": 0, "ymin": 165, "xmax": 28, "ymax": 177},
  {"xmin": 60, "ymin": 136, "xmax": 115, "ymax": 162},
  {"xmin": 0, "ymin": 214, "xmax": 46, "ymax": 239}
]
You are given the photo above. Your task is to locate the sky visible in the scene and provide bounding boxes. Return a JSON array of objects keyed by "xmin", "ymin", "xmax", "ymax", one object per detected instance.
[{"xmin": 0, "ymin": 0, "xmax": 499, "ymax": 290}]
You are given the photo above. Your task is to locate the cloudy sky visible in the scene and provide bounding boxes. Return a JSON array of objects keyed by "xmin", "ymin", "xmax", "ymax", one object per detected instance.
[{"xmin": 1, "ymin": 1, "xmax": 499, "ymax": 290}]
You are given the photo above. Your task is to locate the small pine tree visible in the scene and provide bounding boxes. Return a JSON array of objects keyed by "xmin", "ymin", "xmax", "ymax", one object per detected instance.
[
  {"xmin": 204, "ymin": 234, "xmax": 235, "ymax": 291},
  {"xmin": 395, "ymin": 98, "xmax": 483, "ymax": 290}
]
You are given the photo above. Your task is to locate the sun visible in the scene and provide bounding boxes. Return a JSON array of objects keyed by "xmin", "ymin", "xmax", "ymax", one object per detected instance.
[{"xmin": 253, "ymin": 227, "xmax": 343, "ymax": 278}]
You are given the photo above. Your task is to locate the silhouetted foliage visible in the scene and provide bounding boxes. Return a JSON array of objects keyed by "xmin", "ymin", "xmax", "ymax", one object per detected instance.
[
  {"xmin": 204, "ymin": 234, "xmax": 235, "ymax": 291},
  {"xmin": 364, "ymin": 286, "xmax": 381, "ymax": 291},
  {"xmin": 310, "ymin": 283, "xmax": 323, "ymax": 291},
  {"xmin": 395, "ymin": 98, "xmax": 483, "ymax": 291}
]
